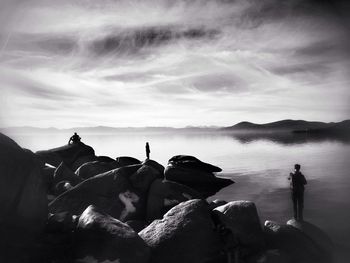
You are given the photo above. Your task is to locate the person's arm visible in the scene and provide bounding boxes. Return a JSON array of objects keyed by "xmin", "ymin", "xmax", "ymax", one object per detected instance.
[{"xmin": 68, "ymin": 137, "xmax": 72, "ymax": 144}]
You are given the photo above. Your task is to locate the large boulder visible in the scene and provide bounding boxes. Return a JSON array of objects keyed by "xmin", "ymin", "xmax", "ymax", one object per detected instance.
[
  {"xmin": 146, "ymin": 179, "xmax": 203, "ymax": 221},
  {"xmin": 54, "ymin": 162, "xmax": 82, "ymax": 187},
  {"xmin": 287, "ymin": 219, "xmax": 334, "ymax": 262},
  {"xmin": 264, "ymin": 220, "xmax": 330, "ymax": 263},
  {"xmin": 116, "ymin": 156, "xmax": 142, "ymax": 167},
  {"xmin": 139, "ymin": 199, "xmax": 224, "ymax": 263},
  {"xmin": 75, "ymin": 157, "xmax": 142, "ymax": 180},
  {"xmin": 36, "ymin": 142, "xmax": 95, "ymax": 168},
  {"xmin": 164, "ymin": 155, "xmax": 233, "ymax": 197},
  {"xmin": 168, "ymin": 155, "xmax": 222, "ymax": 172},
  {"xmin": 74, "ymin": 205, "xmax": 150, "ymax": 263},
  {"xmin": 75, "ymin": 161, "xmax": 121, "ymax": 180},
  {"xmin": 49, "ymin": 163, "xmax": 160, "ymax": 221},
  {"xmin": 0, "ymin": 133, "xmax": 48, "ymax": 261},
  {"xmin": 213, "ymin": 201, "xmax": 265, "ymax": 257},
  {"xmin": 142, "ymin": 159, "xmax": 165, "ymax": 175}
]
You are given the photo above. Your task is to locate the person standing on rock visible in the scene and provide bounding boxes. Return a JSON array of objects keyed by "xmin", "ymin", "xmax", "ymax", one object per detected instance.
[
  {"xmin": 68, "ymin": 132, "xmax": 81, "ymax": 145},
  {"xmin": 145, "ymin": 142, "xmax": 150, "ymax": 159},
  {"xmin": 288, "ymin": 164, "xmax": 307, "ymax": 221}
]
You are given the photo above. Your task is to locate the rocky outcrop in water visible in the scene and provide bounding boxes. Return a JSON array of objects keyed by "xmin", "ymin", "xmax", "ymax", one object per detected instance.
[
  {"xmin": 0, "ymin": 135, "xmax": 334, "ymax": 263},
  {"xmin": 164, "ymin": 155, "xmax": 234, "ymax": 197}
]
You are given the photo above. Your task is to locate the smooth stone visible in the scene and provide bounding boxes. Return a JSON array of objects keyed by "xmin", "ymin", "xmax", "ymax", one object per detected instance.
[
  {"xmin": 116, "ymin": 156, "xmax": 141, "ymax": 166},
  {"xmin": 146, "ymin": 179, "xmax": 203, "ymax": 221},
  {"xmin": 36, "ymin": 142, "xmax": 95, "ymax": 168},
  {"xmin": 0, "ymin": 133, "xmax": 48, "ymax": 261},
  {"xmin": 287, "ymin": 219, "xmax": 334, "ymax": 261},
  {"xmin": 264, "ymin": 220, "xmax": 329, "ymax": 263},
  {"xmin": 54, "ymin": 162, "xmax": 82, "ymax": 187},
  {"xmin": 213, "ymin": 201, "xmax": 265, "ymax": 256},
  {"xmin": 164, "ymin": 164, "xmax": 234, "ymax": 198},
  {"xmin": 142, "ymin": 159, "xmax": 165, "ymax": 175},
  {"xmin": 74, "ymin": 205, "xmax": 150, "ymax": 263},
  {"xmin": 209, "ymin": 199, "xmax": 228, "ymax": 210},
  {"xmin": 75, "ymin": 161, "xmax": 122, "ymax": 180},
  {"xmin": 168, "ymin": 155, "xmax": 222, "ymax": 172},
  {"xmin": 139, "ymin": 199, "xmax": 224, "ymax": 263},
  {"xmin": 49, "ymin": 164, "xmax": 160, "ymax": 221}
]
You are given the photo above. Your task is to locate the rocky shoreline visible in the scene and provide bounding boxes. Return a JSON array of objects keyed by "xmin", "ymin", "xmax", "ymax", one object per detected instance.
[{"xmin": 0, "ymin": 133, "xmax": 334, "ymax": 263}]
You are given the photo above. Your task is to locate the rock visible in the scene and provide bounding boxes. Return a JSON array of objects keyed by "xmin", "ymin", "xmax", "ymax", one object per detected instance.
[
  {"xmin": 164, "ymin": 156, "xmax": 233, "ymax": 197},
  {"xmin": 116, "ymin": 156, "xmax": 142, "ymax": 166},
  {"xmin": 0, "ymin": 133, "xmax": 48, "ymax": 260},
  {"xmin": 71, "ymin": 155, "xmax": 98, "ymax": 172},
  {"xmin": 209, "ymin": 199, "xmax": 228, "ymax": 210},
  {"xmin": 74, "ymin": 205, "xmax": 150, "ymax": 263},
  {"xmin": 36, "ymin": 142, "xmax": 95, "ymax": 168},
  {"xmin": 126, "ymin": 220, "xmax": 148, "ymax": 232},
  {"xmin": 96, "ymin": 155, "xmax": 115, "ymax": 163},
  {"xmin": 49, "ymin": 164, "xmax": 160, "ymax": 221},
  {"xmin": 129, "ymin": 165, "xmax": 162, "ymax": 193},
  {"xmin": 139, "ymin": 199, "xmax": 224, "ymax": 263},
  {"xmin": 76, "ymin": 157, "xmax": 142, "ymax": 180},
  {"xmin": 75, "ymin": 161, "xmax": 121, "ymax": 180},
  {"xmin": 168, "ymin": 155, "xmax": 222, "ymax": 172},
  {"xmin": 142, "ymin": 159, "xmax": 165, "ymax": 175},
  {"xmin": 287, "ymin": 219, "xmax": 334, "ymax": 262},
  {"xmin": 42, "ymin": 164, "xmax": 56, "ymax": 190},
  {"xmin": 54, "ymin": 162, "xmax": 82, "ymax": 187},
  {"xmin": 146, "ymin": 179, "xmax": 203, "ymax": 221},
  {"xmin": 264, "ymin": 220, "xmax": 329, "ymax": 263},
  {"xmin": 213, "ymin": 201, "xmax": 265, "ymax": 257}
]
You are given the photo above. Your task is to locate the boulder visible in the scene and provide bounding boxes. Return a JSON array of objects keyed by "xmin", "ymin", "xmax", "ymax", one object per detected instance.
[
  {"xmin": 75, "ymin": 161, "xmax": 121, "ymax": 180},
  {"xmin": 54, "ymin": 162, "xmax": 82, "ymax": 187},
  {"xmin": 49, "ymin": 164, "xmax": 160, "ymax": 221},
  {"xmin": 287, "ymin": 219, "xmax": 334, "ymax": 262},
  {"xmin": 0, "ymin": 133, "xmax": 48, "ymax": 260},
  {"xmin": 74, "ymin": 205, "xmax": 150, "ymax": 263},
  {"xmin": 146, "ymin": 179, "xmax": 203, "ymax": 221},
  {"xmin": 36, "ymin": 142, "xmax": 95, "ymax": 168},
  {"xmin": 116, "ymin": 156, "xmax": 142, "ymax": 166},
  {"xmin": 209, "ymin": 199, "xmax": 228, "ymax": 210},
  {"xmin": 168, "ymin": 155, "xmax": 222, "ymax": 172},
  {"xmin": 139, "ymin": 199, "xmax": 224, "ymax": 263},
  {"xmin": 164, "ymin": 156, "xmax": 233, "ymax": 197},
  {"xmin": 75, "ymin": 157, "xmax": 142, "ymax": 180},
  {"xmin": 264, "ymin": 220, "xmax": 329, "ymax": 263},
  {"xmin": 126, "ymin": 220, "xmax": 148, "ymax": 233},
  {"xmin": 213, "ymin": 201, "xmax": 265, "ymax": 256},
  {"xmin": 142, "ymin": 159, "xmax": 165, "ymax": 175},
  {"xmin": 70, "ymin": 155, "xmax": 98, "ymax": 172}
]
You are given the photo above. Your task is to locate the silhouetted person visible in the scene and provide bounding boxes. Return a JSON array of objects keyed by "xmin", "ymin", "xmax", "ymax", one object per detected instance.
[
  {"xmin": 145, "ymin": 142, "xmax": 150, "ymax": 159},
  {"xmin": 288, "ymin": 164, "xmax": 307, "ymax": 220},
  {"xmin": 68, "ymin": 132, "xmax": 81, "ymax": 145}
]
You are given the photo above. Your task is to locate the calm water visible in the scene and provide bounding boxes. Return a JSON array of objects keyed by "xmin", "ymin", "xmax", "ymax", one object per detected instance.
[{"xmin": 7, "ymin": 131, "xmax": 350, "ymax": 255}]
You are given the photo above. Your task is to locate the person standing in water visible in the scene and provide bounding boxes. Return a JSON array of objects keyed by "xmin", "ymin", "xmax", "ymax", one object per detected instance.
[
  {"xmin": 145, "ymin": 142, "xmax": 150, "ymax": 159},
  {"xmin": 288, "ymin": 164, "xmax": 307, "ymax": 221}
]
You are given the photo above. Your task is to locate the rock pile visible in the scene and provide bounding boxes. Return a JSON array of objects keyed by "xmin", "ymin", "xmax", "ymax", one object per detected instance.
[{"xmin": 0, "ymin": 133, "xmax": 334, "ymax": 263}]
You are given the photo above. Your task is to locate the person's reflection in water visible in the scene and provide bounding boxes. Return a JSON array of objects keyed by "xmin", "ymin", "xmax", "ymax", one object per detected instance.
[
  {"xmin": 288, "ymin": 164, "xmax": 307, "ymax": 221},
  {"xmin": 68, "ymin": 132, "xmax": 81, "ymax": 145}
]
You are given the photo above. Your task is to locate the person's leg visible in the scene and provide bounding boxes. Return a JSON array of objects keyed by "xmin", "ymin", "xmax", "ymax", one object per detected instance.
[
  {"xmin": 298, "ymin": 191, "xmax": 304, "ymax": 221},
  {"xmin": 292, "ymin": 192, "xmax": 298, "ymax": 219}
]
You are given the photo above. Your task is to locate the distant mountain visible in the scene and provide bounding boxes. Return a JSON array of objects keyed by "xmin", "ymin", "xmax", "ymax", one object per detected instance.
[
  {"xmin": 297, "ymin": 120, "xmax": 350, "ymax": 135},
  {"xmin": 0, "ymin": 125, "xmax": 218, "ymax": 134},
  {"xmin": 222, "ymin": 119, "xmax": 341, "ymax": 133}
]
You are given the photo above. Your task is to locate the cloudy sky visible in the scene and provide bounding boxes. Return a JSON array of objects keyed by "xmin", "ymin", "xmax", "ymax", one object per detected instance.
[{"xmin": 1, "ymin": 0, "xmax": 349, "ymax": 128}]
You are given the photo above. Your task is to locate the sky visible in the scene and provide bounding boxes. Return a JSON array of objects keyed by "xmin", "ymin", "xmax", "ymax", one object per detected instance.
[{"xmin": 0, "ymin": 0, "xmax": 349, "ymax": 128}]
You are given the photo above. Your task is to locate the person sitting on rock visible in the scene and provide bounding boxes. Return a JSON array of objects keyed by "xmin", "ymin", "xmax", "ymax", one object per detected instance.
[
  {"xmin": 68, "ymin": 132, "xmax": 81, "ymax": 145},
  {"xmin": 288, "ymin": 164, "xmax": 307, "ymax": 221},
  {"xmin": 145, "ymin": 142, "xmax": 150, "ymax": 159}
]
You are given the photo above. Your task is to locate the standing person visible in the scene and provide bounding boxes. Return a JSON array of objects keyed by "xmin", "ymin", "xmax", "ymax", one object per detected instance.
[
  {"xmin": 288, "ymin": 164, "xmax": 307, "ymax": 221},
  {"xmin": 145, "ymin": 142, "xmax": 150, "ymax": 159},
  {"xmin": 68, "ymin": 132, "xmax": 81, "ymax": 145}
]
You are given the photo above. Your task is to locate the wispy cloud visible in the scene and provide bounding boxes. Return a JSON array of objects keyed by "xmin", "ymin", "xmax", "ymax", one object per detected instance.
[{"xmin": 1, "ymin": 0, "xmax": 349, "ymax": 128}]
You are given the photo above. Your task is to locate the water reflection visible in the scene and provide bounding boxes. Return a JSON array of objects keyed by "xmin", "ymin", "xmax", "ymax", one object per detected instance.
[{"xmin": 224, "ymin": 132, "xmax": 350, "ymax": 145}]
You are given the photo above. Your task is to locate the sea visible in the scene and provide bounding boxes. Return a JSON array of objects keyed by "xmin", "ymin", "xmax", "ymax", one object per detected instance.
[{"xmin": 6, "ymin": 131, "xmax": 350, "ymax": 260}]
